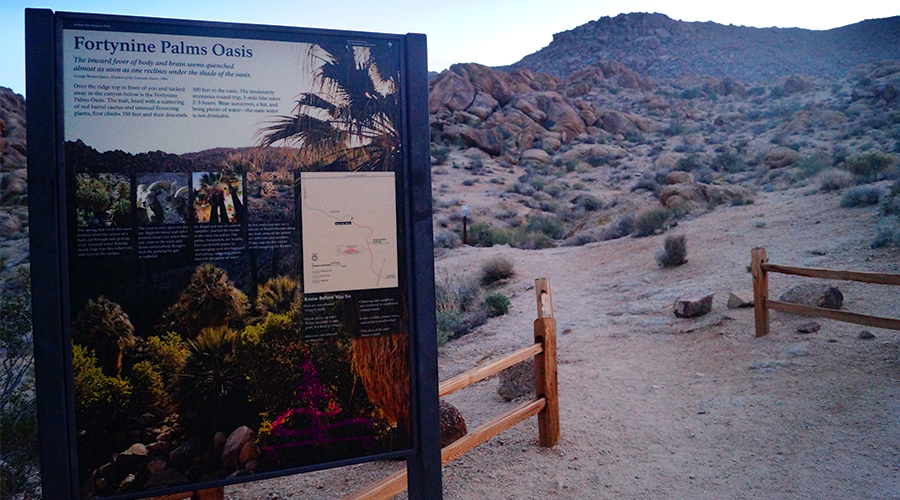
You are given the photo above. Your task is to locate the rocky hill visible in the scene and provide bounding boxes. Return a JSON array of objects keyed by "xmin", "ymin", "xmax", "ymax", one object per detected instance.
[{"xmin": 508, "ymin": 12, "xmax": 900, "ymax": 83}]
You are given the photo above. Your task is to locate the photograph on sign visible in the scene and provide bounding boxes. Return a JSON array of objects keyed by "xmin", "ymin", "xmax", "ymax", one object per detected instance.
[{"xmin": 60, "ymin": 19, "xmax": 412, "ymax": 498}]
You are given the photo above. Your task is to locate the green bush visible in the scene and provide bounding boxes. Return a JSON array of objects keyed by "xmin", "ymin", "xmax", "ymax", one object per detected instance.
[
  {"xmin": 525, "ymin": 213, "xmax": 566, "ymax": 239},
  {"xmin": 72, "ymin": 344, "xmax": 132, "ymax": 426},
  {"xmin": 481, "ymin": 256, "xmax": 515, "ymax": 286},
  {"xmin": 632, "ymin": 207, "xmax": 670, "ymax": 237},
  {"xmin": 128, "ymin": 360, "xmax": 166, "ymax": 411},
  {"xmin": 431, "ymin": 144, "xmax": 450, "ymax": 164},
  {"xmin": 880, "ymin": 181, "xmax": 900, "ymax": 216},
  {"xmin": 655, "ymin": 235, "xmax": 688, "ymax": 267},
  {"xmin": 840, "ymin": 186, "xmax": 884, "ymax": 207},
  {"xmin": 841, "ymin": 151, "xmax": 898, "ymax": 183},
  {"xmin": 484, "ymin": 293, "xmax": 511, "ymax": 316},
  {"xmin": 795, "ymin": 153, "xmax": 831, "ymax": 179},
  {"xmin": 1, "ymin": 286, "xmax": 39, "ymax": 499},
  {"xmin": 142, "ymin": 332, "xmax": 188, "ymax": 387},
  {"xmin": 872, "ymin": 216, "xmax": 900, "ymax": 248}
]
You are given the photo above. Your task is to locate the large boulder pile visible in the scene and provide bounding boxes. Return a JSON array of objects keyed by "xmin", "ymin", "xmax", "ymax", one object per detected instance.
[
  {"xmin": 0, "ymin": 87, "xmax": 29, "ymax": 294},
  {"xmin": 428, "ymin": 62, "xmax": 657, "ymax": 159}
]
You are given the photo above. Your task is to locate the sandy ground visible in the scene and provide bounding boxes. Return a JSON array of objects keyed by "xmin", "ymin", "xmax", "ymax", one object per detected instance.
[{"xmin": 227, "ymin": 187, "xmax": 900, "ymax": 499}]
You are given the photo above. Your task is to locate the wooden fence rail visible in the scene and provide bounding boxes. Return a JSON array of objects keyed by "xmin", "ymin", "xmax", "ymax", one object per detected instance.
[
  {"xmin": 751, "ymin": 247, "xmax": 900, "ymax": 337},
  {"xmin": 342, "ymin": 277, "xmax": 560, "ymax": 500}
]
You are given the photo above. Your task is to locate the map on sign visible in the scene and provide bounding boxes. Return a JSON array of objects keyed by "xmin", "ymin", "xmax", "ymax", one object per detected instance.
[{"xmin": 301, "ymin": 172, "xmax": 399, "ymax": 293}]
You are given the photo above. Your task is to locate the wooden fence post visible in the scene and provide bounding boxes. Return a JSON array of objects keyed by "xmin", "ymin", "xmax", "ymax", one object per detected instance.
[
  {"xmin": 533, "ymin": 278, "xmax": 559, "ymax": 447},
  {"xmin": 751, "ymin": 247, "xmax": 770, "ymax": 337}
]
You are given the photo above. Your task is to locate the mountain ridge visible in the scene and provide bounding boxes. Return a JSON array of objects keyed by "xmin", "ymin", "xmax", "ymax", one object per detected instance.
[{"xmin": 506, "ymin": 12, "xmax": 900, "ymax": 83}]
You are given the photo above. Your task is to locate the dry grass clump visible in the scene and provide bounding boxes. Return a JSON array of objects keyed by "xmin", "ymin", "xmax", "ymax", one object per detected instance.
[
  {"xmin": 655, "ymin": 235, "xmax": 688, "ymax": 267},
  {"xmin": 481, "ymin": 256, "xmax": 516, "ymax": 286},
  {"xmin": 818, "ymin": 168, "xmax": 854, "ymax": 192},
  {"xmin": 632, "ymin": 207, "xmax": 671, "ymax": 237}
]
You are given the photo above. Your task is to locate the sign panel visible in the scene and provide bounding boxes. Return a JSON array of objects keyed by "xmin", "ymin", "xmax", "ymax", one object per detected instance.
[{"xmin": 28, "ymin": 11, "xmax": 431, "ymax": 499}]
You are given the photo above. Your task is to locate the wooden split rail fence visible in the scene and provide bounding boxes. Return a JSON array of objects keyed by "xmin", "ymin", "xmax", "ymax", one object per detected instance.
[
  {"xmin": 751, "ymin": 247, "xmax": 900, "ymax": 337},
  {"xmin": 153, "ymin": 277, "xmax": 560, "ymax": 500},
  {"xmin": 343, "ymin": 277, "xmax": 560, "ymax": 500}
]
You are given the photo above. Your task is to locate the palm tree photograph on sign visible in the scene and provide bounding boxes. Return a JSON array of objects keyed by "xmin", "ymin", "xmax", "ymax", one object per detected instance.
[{"xmin": 257, "ymin": 41, "xmax": 402, "ymax": 173}]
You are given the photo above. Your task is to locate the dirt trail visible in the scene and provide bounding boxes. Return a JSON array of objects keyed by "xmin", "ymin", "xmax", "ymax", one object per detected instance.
[{"xmin": 228, "ymin": 187, "xmax": 900, "ymax": 499}]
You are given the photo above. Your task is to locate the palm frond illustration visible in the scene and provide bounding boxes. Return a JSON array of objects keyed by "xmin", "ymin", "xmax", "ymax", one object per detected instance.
[{"xmin": 257, "ymin": 42, "xmax": 401, "ymax": 172}]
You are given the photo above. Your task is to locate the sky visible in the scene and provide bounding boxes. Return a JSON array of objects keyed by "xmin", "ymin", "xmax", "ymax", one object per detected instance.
[{"xmin": 2, "ymin": 0, "xmax": 898, "ymax": 96}]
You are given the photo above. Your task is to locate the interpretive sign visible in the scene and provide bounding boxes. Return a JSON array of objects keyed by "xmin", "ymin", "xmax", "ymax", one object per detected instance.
[{"xmin": 26, "ymin": 9, "xmax": 439, "ymax": 500}]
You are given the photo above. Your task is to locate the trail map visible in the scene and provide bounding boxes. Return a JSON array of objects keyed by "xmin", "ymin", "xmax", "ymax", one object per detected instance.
[{"xmin": 301, "ymin": 172, "xmax": 399, "ymax": 293}]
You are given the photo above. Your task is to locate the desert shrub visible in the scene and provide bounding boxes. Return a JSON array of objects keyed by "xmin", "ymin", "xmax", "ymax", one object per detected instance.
[
  {"xmin": 730, "ymin": 191, "xmax": 756, "ymax": 206},
  {"xmin": 712, "ymin": 152, "xmax": 745, "ymax": 173},
  {"xmin": 655, "ymin": 235, "xmax": 688, "ymax": 267},
  {"xmin": 256, "ymin": 275, "xmax": 302, "ymax": 316},
  {"xmin": 693, "ymin": 167, "xmax": 715, "ymax": 184},
  {"xmin": 72, "ymin": 343, "xmax": 132, "ymax": 427},
  {"xmin": 579, "ymin": 195, "xmax": 602, "ymax": 211},
  {"xmin": 481, "ymin": 256, "xmax": 515, "ymax": 286},
  {"xmin": 840, "ymin": 151, "xmax": 898, "ymax": 183},
  {"xmin": 72, "ymin": 296, "xmax": 136, "ymax": 377},
  {"xmin": 173, "ymin": 326, "xmax": 252, "ymax": 435},
  {"xmin": 526, "ymin": 213, "xmax": 566, "ymax": 239},
  {"xmin": 632, "ymin": 207, "xmax": 670, "ymax": 237},
  {"xmin": 795, "ymin": 153, "xmax": 831, "ymax": 179},
  {"xmin": 462, "ymin": 178, "xmax": 477, "ymax": 186},
  {"xmin": 467, "ymin": 222, "xmax": 505, "ymax": 247},
  {"xmin": 585, "ymin": 153, "xmax": 608, "ymax": 167},
  {"xmin": 818, "ymin": 169, "xmax": 854, "ymax": 192},
  {"xmin": 630, "ymin": 176, "xmax": 660, "ymax": 194},
  {"xmin": 163, "ymin": 264, "xmax": 248, "ymax": 337},
  {"xmin": 435, "ymin": 273, "xmax": 489, "ymax": 343},
  {"xmin": 0, "ymin": 286, "xmax": 39, "ymax": 499},
  {"xmin": 142, "ymin": 332, "xmax": 188, "ymax": 387},
  {"xmin": 128, "ymin": 360, "xmax": 166, "ymax": 411},
  {"xmin": 881, "ymin": 181, "xmax": 900, "ymax": 216},
  {"xmin": 430, "ymin": 144, "xmax": 450, "ymax": 164},
  {"xmin": 544, "ymin": 184, "xmax": 564, "ymax": 197},
  {"xmin": 601, "ymin": 213, "xmax": 635, "ymax": 240},
  {"xmin": 434, "ymin": 231, "xmax": 462, "ymax": 248},
  {"xmin": 841, "ymin": 185, "xmax": 885, "ymax": 207},
  {"xmin": 484, "ymin": 293, "xmax": 511, "ymax": 316},
  {"xmin": 677, "ymin": 154, "xmax": 703, "ymax": 171},
  {"xmin": 872, "ymin": 216, "xmax": 900, "ymax": 248}
]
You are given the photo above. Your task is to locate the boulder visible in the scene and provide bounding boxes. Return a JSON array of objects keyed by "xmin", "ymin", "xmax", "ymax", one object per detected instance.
[
  {"xmin": 659, "ymin": 183, "xmax": 752, "ymax": 208},
  {"xmin": 428, "ymin": 70, "xmax": 476, "ymax": 114},
  {"xmin": 439, "ymin": 400, "xmax": 467, "ymax": 447},
  {"xmin": 239, "ymin": 442, "xmax": 260, "ymax": 465},
  {"xmin": 213, "ymin": 431, "xmax": 227, "ymax": 451},
  {"xmin": 144, "ymin": 468, "xmax": 188, "ymax": 489},
  {"xmin": 797, "ymin": 321, "xmax": 821, "ymax": 334},
  {"xmin": 146, "ymin": 458, "xmax": 167, "ymax": 474},
  {"xmin": 779, "ymin": 284, "xmax": 843, "ymax": 310},
  {"xmin": 763, "ymin": 147, "xmax": 800, "ymax": 169},
  {"xmin": 222, "ymin": 426, "xmax": 255, "ymax": 469},
  {"xmin": 167, "ymin": 437, "xmax": 201, "ymax": 469},
  {"xmin": 114, "ymin": 443, "xmax": 149, "ymax": 472},
  {"xmin": 498, "ymin": 358, "xmax": 534, "ymax": 401},
  {"xmin": 673, "ymin": 293, "xmax": 714, "ymax": 318},
  {"xmin": 726, "ymin": 290, "xmax": 754, "ymax": 309},
  {"xmin": 665, "ymin": 171, "xmax": 693, "ymax": 185},
  {"xmin": 521, "ymin": 149, "xmax": 552, "ymax": 165}
]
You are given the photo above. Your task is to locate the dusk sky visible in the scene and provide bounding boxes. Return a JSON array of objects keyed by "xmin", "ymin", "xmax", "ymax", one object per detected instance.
[{"xmin": 2, "ymin": 0, "xmax": 898, "ymax": 96}]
